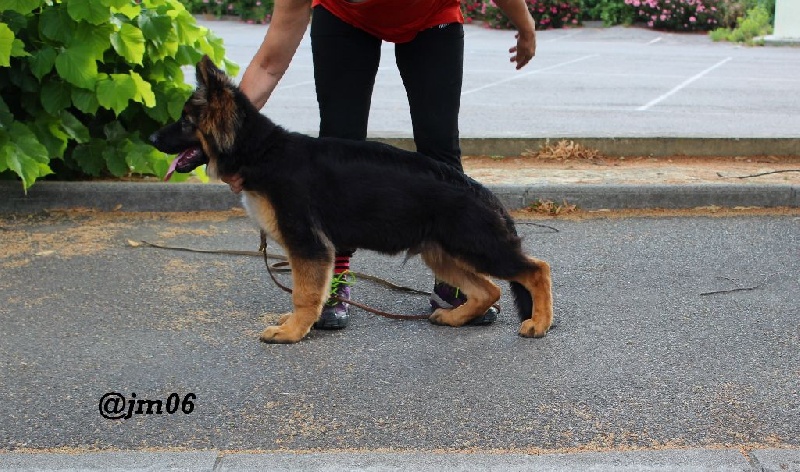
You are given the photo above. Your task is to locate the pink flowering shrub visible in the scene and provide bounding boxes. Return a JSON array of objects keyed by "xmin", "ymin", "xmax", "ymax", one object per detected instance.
[
  {"xmin": 625, "ymin": 0, "xmax": 722, "ymax": 31},
  {"xmin": 463, "ymin": 0, "xmax": 582, "ymax": 30},
  {"xmin": 183, "ymin": 0, "xmax": 274, "ymax": 24}
]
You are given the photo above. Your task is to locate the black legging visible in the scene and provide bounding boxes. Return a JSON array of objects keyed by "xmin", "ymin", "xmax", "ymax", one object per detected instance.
[{"xmin": 310, "ymin": 4, "xmax": 465, "ymax": 172}]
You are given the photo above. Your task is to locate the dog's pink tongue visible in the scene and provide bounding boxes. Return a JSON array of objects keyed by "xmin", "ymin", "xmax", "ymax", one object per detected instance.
[{"xmin": 163, "ymin": 149, "xmax": 192, "ymax": 182}]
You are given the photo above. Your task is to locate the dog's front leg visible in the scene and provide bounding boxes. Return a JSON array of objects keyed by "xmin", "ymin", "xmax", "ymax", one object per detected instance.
[{"xmin": 260, "ymin": 257, "xmax": 333, "ymax": 344}]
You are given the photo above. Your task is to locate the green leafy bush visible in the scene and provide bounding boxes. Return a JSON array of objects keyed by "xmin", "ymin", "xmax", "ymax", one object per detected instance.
[
  {"xmin": 710, "ymin": 4, "xmax": 772, "ymax": 44},
  {"xmin": 717, "ymin": 0, "xmax": 774, "ymax": 28},
  {"xmin": 582, "ymin": 0, "xmax": 636, "ymax": 26},
  {"xmin": 0, "ymin": 0, "xmax": 237, "ymax": 191},
  {"xmin": 182, "ymin": 0, "xmax": 274, "ymax": 23}
]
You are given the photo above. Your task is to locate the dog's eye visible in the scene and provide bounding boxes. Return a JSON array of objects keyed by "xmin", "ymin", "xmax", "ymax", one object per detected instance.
[{"xmin": 181, "ymin": 119, "xmax": 195, "ymax": 133}]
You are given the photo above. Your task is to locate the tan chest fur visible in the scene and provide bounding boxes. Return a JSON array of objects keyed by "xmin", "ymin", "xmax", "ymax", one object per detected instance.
[{"xmin": 242, "ymin": 192, "xmax": 285, "ymax": 247}]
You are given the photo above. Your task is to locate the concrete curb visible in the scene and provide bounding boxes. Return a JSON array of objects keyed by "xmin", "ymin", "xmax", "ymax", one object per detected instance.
[
  {"xmin": 1, "ymin": 181, "xmax": 797, "ymax": 214},
  {"xmin": 491, "ymin": 184, "xmax": 800, "ymax": 210},
  {"xmin": 2, "ymin": 448, "xmax": 799, "ymax": 471},
  {"xmin": 380, "ymin": 137, "xmax": 800, "ymax": 158},
  {"xmin": 1, "ymin": 138, "xmax": 798, "ymax": 214}
]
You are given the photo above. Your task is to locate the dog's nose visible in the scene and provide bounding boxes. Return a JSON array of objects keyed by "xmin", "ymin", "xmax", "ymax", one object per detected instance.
[{"xmin": 148, "ymin": 132, "xmax": 159, "ymax": 145}]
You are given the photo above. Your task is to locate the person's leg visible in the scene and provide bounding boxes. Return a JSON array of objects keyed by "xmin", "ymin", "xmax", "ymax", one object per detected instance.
[
  {"xmin": 311, "ymin": 5, "xmax": 381, "ymax": 140},
  {"xmin": 396, "ymin": 23, "xmax": 497, "ymax": 324},
  {"xmin": 394, "ymin": 23, "xmax": 464, "ymax": 172},
  {"xmin": 310, "ymin": 5, "xmax": 382, "ymax": 328}
]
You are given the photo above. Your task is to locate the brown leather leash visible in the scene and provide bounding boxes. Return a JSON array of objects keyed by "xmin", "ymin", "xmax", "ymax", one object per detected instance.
[
  {"xmin": 129, "ymin": 237, "xmax": 433, "ymax": 320},
  {"xmin": 257, "ymin": 231, "xmax": 432, "ymax": 320}
]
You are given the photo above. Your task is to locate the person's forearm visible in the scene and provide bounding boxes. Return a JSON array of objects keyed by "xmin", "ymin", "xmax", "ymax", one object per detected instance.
[{"xmin": 239, "ymin": 0, "xmax": 312, "ymax": 109}]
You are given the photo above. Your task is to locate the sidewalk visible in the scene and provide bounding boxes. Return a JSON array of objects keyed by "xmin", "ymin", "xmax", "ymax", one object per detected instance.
[
  {"xmin": 2, "ymin": 151, "xmax": 798, "ymax": 213},
  {"xmin": 2, "ymin": 448, "xmax": 798, "ymax": 471}
]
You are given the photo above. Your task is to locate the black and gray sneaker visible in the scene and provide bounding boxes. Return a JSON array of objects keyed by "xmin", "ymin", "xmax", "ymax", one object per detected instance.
[
  {"xmin": 314, "ymin": 272, "xmax": 354, "ymax": 330},
  {"xmin": 430, "ymin": 280, "xmax": 498, "ymax": 325}
]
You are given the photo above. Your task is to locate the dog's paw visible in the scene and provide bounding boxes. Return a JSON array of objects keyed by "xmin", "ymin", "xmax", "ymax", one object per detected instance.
[
  {"xmin": 259, "ymin": 325, "xmax": 304, "ymax": 344},
  {"xmin": 518, "ymin": 318, "xmax": 550, "ymax": 338},
  {"xmin": 429, "ymin": 308, "xmax": 463, "ymax": 327},
  {"xmin": 277, "ymin": 313, "xmax": 292, "ymax": 325}
]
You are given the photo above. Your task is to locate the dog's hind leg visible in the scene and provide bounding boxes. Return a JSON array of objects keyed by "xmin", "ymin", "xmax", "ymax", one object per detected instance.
[
  {"xmin": 422, "ymin": 247, "xmax": 501, "ymax": 327},
  {"xmin": 260, "ymin": 256, "xmax": 333, "ymax": 344},
  {"xmin": 513, "ymin": 257, "xmax": 553, "ymax": 338}
]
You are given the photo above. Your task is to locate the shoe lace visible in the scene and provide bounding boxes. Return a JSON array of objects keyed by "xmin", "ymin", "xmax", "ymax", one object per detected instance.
[{"xmin": 326, "ymin": 270, "xmax": 355, "ymax": 306}]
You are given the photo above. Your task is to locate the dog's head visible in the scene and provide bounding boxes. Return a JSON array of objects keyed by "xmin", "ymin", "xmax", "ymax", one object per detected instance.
[{"xmin": 149, "ymin": 55, "xmax": 244, "ymax": 181}]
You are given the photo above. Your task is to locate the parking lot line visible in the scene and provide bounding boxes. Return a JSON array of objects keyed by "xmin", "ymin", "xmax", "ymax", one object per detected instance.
[{"xmin": 637, "ymin": 56, "xmax": 733, "ymax": 111}]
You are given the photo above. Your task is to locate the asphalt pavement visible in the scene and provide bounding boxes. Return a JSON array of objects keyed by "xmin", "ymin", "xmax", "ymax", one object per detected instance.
[
  {"xmin": 1, "ymin": 17, "xmax": 799, "ymax": 472},
  {"xmin": 1, "ymin": 211, "xmax": 799, "ymax": 470}
]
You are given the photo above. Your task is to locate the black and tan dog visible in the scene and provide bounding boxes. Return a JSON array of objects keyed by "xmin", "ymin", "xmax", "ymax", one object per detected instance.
[{"xmin": 149, "ymin": 56, "xmax": 553, "ymax": 344}]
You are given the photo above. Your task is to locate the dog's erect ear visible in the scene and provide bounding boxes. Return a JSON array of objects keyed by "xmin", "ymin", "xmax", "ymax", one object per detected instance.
[{"xmin": 196, "ymin": 55, "xmax": 229, "ymax": 92}]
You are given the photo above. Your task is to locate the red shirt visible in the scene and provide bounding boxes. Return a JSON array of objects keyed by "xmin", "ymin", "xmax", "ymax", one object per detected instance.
[{"xmin": 312, "ymin": 0, "xmax": 463, "ymax": 43}]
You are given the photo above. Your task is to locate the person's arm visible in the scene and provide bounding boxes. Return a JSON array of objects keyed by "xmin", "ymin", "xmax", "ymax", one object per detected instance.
[
  {"xmin": 238, "ymin": 0, "xmax": 313, "ymax": 109},
  {"xmin": 493, "ymin": 0, "xmax": 537, "ymax": 70},
  {"xmin": 222, "ymin": 0, "xmax": 311, "ymax": 193}
]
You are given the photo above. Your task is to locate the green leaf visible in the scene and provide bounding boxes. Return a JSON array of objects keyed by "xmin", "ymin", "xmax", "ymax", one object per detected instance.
[
  {"xmin": 96, "ymin": 73, "xmax": 136, "ymax": 115},
  {"xmin": 138, "ymin": 10, "xmax": 173, "ymax": 44},
  {"xmin": 146, "ymin": 35, "xmax": 179, "ymax": 62},
  {"xmin": 0, "ymin": 23, "xmax": 13, "ymax": 67},
  {"xmin": 11, "ymin": 121, "xmax": 50, "ymax": 164},
  {"xmin": 103, "ymin": 120, "xmax": 126, "ymax": 142},
  {"xmin": 165, "ymin": 83, "xmax": 191, "ymax": 119},
  {"xmin": 112, "ymin": 2, "xmax": 140, "ymax": 19},
  {"xmin": 171, "ymin": 10, "xmax": 205, "ymax": 45},
  {"xmin": 59, "ymin": 110, "xmax": 90, "ymax": 143},
  {"xmin": 71, "ymin": 141, "xmax": 107, "ymax": 176},
  {"xmin": 55, "ymin": 45, "xmax": 97, "ymax": 89},
  {"xmin": 147, "ymin": 81, "xmax": 190, "ymax": 122},
  {"xmin": 32, "ymin": 115, "xmax": 69, "ymax": 158},
  {"xmin": 71, "ymin": 87, "xmax": 99, "ymax": 114},
  {"xmin": 40, "ymin": 79, "xmax": 72, "ymax": 115},
  {"xmin": 10, "ymin": 38, "xmax": 27, "ymax": 57},
  {"xmin": 39, "ymin": 6, "xmax": 75, "ymax": 43},
  {"xmin": 66, "ymin": 0, "xmax": 109, "ymax": 25},
  {"xmin": 0, "ymin": 0, "xmax": 41, "ymax": 15},
  {"xmin": 110, "ymin": 22, "xmax": 145, "ymax": 65},
  {"xmin": 29, "ymin": 45, "xmax": 57, "ymax": 80},
  {"xmin": 124, "ymin": 139, "xmax": 157, "ymax": 175},
  {"xmin": 104, "ymin": 141, "xmax": 129, "ymax": 177},
  {"xmin": 129, "ymin": 71, "xmax": 155, "ymax": 107},
  {"xmin": 174, "ymin": 44, "xmax": 202, "ymax": 67},
  {"xmin": 70, "ymin": 22, "xmax": 113, "ymax": 60},
  {"xmin": 0, "ymin": 122, "xmax": 52, "ymax": 191}
]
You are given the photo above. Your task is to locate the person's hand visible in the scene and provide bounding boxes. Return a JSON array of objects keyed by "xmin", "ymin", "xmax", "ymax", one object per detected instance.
[
  {"xmin": 220, "ymin": 173, "xmax": 244, "ymax": 194},
  {"xmin": 509, "ymin": 30, "xmax": 536, "ymax": 70}
]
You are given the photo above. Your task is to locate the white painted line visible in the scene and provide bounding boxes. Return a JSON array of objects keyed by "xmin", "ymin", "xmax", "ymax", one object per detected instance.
[
  {"xmin": 541, "ymin": 30, "xmax": 582, "ymax": 43},
  {"xmin": 637, "ymin": 56, "xmax": 733, "ymax": 111},
  {"xmin": 461, "ymin": 54, "xmax": 598, "ymax": 96},
  {"xmin": 647, "ymin": 37, "xmax": 663, "ymax": 45}
]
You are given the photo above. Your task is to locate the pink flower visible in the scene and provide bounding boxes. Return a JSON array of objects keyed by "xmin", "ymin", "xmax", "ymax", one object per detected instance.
[{"xmin": 689, "ymin": 16, "xmax": 696, "ymax": 22}]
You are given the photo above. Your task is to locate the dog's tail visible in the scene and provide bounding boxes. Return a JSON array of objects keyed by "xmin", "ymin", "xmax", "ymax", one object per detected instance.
[{"xmin": 510, "ymin": 281, "xmax": 533, "ymax": 322}]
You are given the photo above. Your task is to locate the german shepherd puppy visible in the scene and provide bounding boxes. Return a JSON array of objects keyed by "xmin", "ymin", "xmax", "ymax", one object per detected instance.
[{"xmin": 150, "ymin": 56, "xmax": 553, "ymax": 344}]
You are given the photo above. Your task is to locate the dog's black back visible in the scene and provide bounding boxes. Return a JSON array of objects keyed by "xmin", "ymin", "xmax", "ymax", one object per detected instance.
[{"xmin": 223, "ymin": 106, "xmax": 529, "ymax": 279}]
